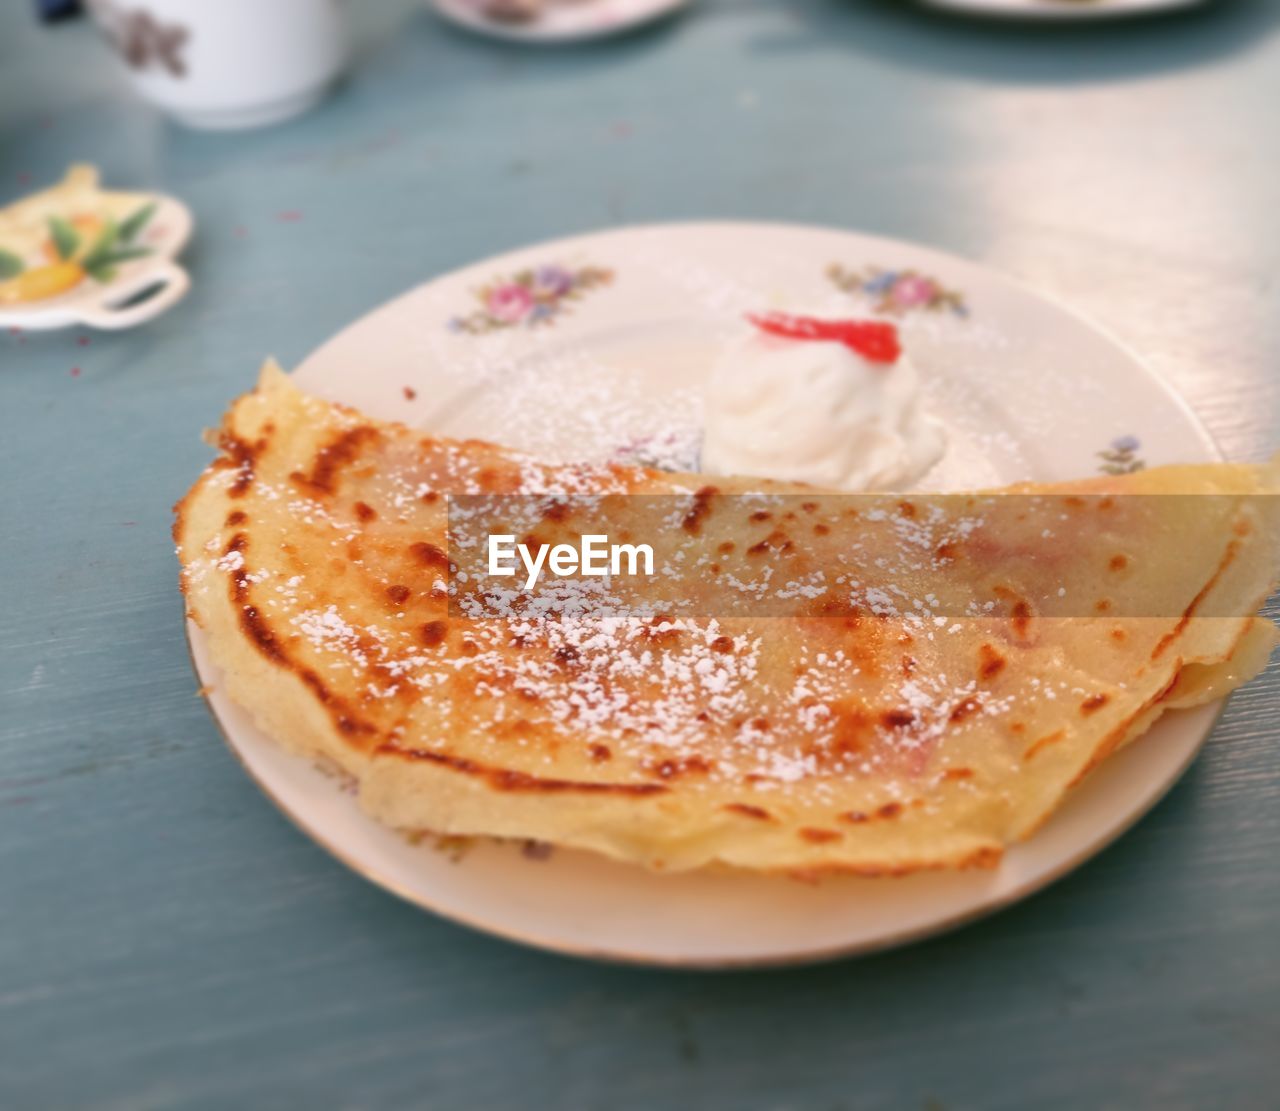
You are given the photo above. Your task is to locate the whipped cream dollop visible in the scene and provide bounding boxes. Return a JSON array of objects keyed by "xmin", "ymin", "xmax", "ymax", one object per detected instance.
[{"xmin": 701, "ymin": 315, "xmax": 945, "ymax": 491}]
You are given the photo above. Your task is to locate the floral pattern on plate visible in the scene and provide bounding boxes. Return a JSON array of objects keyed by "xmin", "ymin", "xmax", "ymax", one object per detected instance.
[
  {"xmin": 448, "ymin": 263, "xmax": 613, "ymax": 334},
  {"xmin": 1097, "ymin": 435, "xmax": 1145, "ymax": 475},
  {"xmin": 828, "ymin": 263, "xmax": 968, "ymax": 318}
]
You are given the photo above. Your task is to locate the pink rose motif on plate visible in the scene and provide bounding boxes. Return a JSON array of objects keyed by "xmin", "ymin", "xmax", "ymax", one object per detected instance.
[
  {"xmin": 449, "ymin": 263, "xmax": 613, "ymax": 334},
  {"xmin": 889, "ymin": 275, "xmax": 938, "ymax": 308},
  {"xmin": 486, "ymin": 283, "xmax": 534, "ymax": 323}
]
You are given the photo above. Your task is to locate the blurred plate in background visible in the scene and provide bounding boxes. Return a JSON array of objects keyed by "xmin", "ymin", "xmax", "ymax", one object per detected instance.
[
  {"xmin": 921, "ymin": 0, "xmax": 1208, "ymax": 20},
  {"xmin": 430, "ymin": 0, "xmax": 692, "ymax": 42}
]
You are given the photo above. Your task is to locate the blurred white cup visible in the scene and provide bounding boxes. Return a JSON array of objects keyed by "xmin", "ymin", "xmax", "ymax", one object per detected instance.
[{"xmin": 87, "ymin": 0, "xmax": 349, "ymax": 130}]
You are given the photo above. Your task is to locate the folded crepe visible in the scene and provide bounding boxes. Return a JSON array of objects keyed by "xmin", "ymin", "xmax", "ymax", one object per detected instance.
[{"xmin": 175, "ymin": 363, "xmax": 1279, "ymax": 875}]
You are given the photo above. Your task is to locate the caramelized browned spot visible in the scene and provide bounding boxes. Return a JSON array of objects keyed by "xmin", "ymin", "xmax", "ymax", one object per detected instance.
[
  {"xmin": 589, "ymin": 744, "xmax": 612, "ymax": 762},
  {"xmin": 978, "ymin": 643, "xmax": 1006, "ymax": 680},
  {"xmin": 216, "ymin": 434, "xmax": 259, "ymax": 497},
  {"xmin": 1024, "ymin": 729, "xmax": 1066, "ymax": 761},
  {"xmin": 421, "ymin": 490, "xmax": 439, "ymax": 504},
  {"xmin": 222, "ymin": 533, "xmax": 375, "ymax": 740},
  {"xmin": 420, "ymin": 620, "xmax": 447, "ymax": 648},
  {"xmin": 935, "ymin": 541, "xmax": 958, "ymax": 562},
  {"xmin": 1081, "ymin": 693, "xmax": 1109, "ymax": 715},
  {"xmin": 649, "ymin": 756, "xmax": 714, "ymax": 780},
  {"xmin": 897, "ymin": 500, "xmax": 917, "ymax": 519},
  {"xmin": 799, "ymin": 827, "xmax": 843, "ymax": 844},
  {"xmin": 382, "ymin": 747, "xmax": 669, "ymax": 796},
  {"xmin": 942, "ymin": 767, "xmax": 974, "ymax": 781},
  {"xmin": 290, "ymin": 426, "xmax": 380, "ymax": 495},
  {"xmin": 682, "ymin": 485, "xmax": 719, "ymax": 534},
  {"xmin": 226, "ymin": 540, "xmax": 286, "ymax": 663},
  {"xmin": 386, "ymin": 584, "xmax": 411, "ymax": 605},
  {"xmin": 724, "ymin": 803, "xmax": 771, "ymax": 821},
  {"xmin": 717, "ymin": 541, "xmax": 735, "ymax": 555},
  {"xmin": 1095, "ymin": 599, "xmax": 1112, "ymax": 614},
  {"xmin": 1067, "ymin": 666, "xmax": 1184, "ymax": 788},
  {"xmin": 1109, "ymin": 554, "xmax": 1129, "ymax": 572},
  {"xmin": 352, "ymin": 501, "xmax": 375, "ymax": 523},
  {"xmin": 880, "ymin": 708, "xmax": 916, "ymax": 729},
  {"xmin": 824, "ymin": 703, "xmax": 873, "ymax": 762},
  {"xmin": 409, "ymin": 542, "xmax": 449, "ymax": 570},
  {"xmin": 710, "ymin": 635, "xmax": 734, "ymax": 654},
  {"xmin": 1011, "ymin": 601, "xmax": 1032, "ymax": 638},
  {"xmin": 963, "ymin": 847, "xmax": 1003, "ymax": 870},
  {"xmin": 814, "ymin": 523, "xmax": 830, "ymax": 536},
  {"xmin": 225, "ymin": 510, "xmax": 247, "ymax": 527},
  {"xmin": 801, "ymin": 501, "xmax": 818, "ymax": 513},
  {"xmin": 1152, "ymin": 539, "xmax": 1242, "ymax": 660},
  {"xmin": 1153, "ymin": 666, "xmax": 1183, "ymax": 702},
  {"xmin": 876, "ymin": 802, "xmax": 903, "ymax": 820},
  {"xmin": 237, "ymin": 602, "xmax": 285, "ymax": 663},
  {"xmin": 1111, "ymin": 627, "xmax": 1128, "ymax": 644},
  {"xmin": 402, "ymin": 386, "xmax": 417, "ymax": 400},
  {"xmin": 901, "ymin": 655, "xmax": 917, "ymax": 677},
  {"xmin": 541, "ymin": 500, "xmax": 571, "ymax": 523},
  {"xmin": 750, "ymin": 716, "xmax": 770, "ymax": 731},
  {"xmin": 643, "ymin": 616, "xmax": 683, "ymax": 644},
  {"xmin": 949, "ymin": 696, "xmax": 982, "ymax": 723},
  {"xmin": 842, "ymin": 811, "xmax": 870, "ymax": 824},
  {"xmin": 553, "ymin": 645, "xmax": 580, "ymax": 668},
  {"xmin": 749, "ymin": 510, "xmax": 772, "ymax": 523},
  {"xmin": 747, "ymin": 529, "xmax": 794, "ymax": 556}
]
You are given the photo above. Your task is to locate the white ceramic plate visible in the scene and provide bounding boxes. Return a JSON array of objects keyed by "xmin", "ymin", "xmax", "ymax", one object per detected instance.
[
  {"xmin": 191, "ymin": 222, "xmax": 1222, "ymax": 967},
  {"xmin": 921, "ymin": 0, "xmax": 1207, "ymax": 20},
  {"xmin": 429, "ymin": 0, "xmax": 691, "ymax": 43}
]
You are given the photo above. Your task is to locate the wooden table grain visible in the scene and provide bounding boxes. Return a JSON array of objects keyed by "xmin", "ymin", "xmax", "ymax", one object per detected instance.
[{"xmin": 2, "ymin": 1, "xmax": 1278, "ymax": 1107}]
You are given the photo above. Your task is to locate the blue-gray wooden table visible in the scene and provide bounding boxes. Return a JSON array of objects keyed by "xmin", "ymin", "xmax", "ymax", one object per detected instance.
[{"xmin": 3, "ymin": 1, "xmax": 1279, "ymax": 1107}]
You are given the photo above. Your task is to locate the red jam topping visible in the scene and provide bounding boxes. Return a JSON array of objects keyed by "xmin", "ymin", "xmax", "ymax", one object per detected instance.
[{"xmin": 746, "ymin": 312, "xmax": 901, "ymax": 364}]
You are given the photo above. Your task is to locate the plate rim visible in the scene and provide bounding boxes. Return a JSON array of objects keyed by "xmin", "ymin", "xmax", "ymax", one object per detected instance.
[
  {"xmin": 917, "ymin": 0, "xmax": 1208, "ymax": 21},
  {"xmin": 195, "ymin": 219, "xmax": 1228, "ymax": 968}
]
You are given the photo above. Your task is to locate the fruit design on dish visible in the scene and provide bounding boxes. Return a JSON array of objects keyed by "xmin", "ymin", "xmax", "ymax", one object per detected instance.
[
  {"xmin": 0, "ymin": 165, "xmax": 161, "ymax": 306},
  {"xmin": 827, "ymin": 263, "xmax": 968, "ymax": 318},
  {"xmin": 701, "ymin": 312, "xmax": 946, "ymax": 491},
  {"xmin": 447, "ymin": 263, "xmax": 613, "ymax": 334}
]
